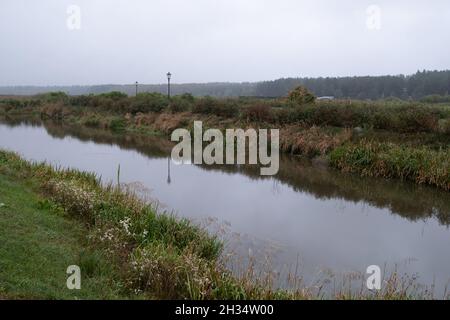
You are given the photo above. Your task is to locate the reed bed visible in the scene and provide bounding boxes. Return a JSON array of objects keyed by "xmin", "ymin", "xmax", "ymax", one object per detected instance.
[{"xmin": 329, "ymin": 141, "xmax": 450, "ymax": 191}]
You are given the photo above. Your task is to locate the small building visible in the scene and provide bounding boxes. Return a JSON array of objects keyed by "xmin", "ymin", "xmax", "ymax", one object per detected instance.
[{"xmin": 317, "ymin": 96, "xmax": 335, "ymax": 101}]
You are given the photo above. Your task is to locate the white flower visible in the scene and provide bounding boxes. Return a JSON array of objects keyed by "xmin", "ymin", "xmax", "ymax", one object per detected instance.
[{"xmin": 119, "ymin": 217, "xmax": 133, "ymax": 236}]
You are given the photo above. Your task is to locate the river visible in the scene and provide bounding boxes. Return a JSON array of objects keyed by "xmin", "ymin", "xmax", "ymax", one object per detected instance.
[{"xmin": 0, "ymin": 118, "xmax": 449, "ymax": 296}]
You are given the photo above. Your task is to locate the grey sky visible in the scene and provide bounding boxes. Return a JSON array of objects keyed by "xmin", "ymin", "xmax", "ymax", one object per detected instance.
[{"xmin": 1, "ymin": 0, "xmax": 449, "ymax": 86}]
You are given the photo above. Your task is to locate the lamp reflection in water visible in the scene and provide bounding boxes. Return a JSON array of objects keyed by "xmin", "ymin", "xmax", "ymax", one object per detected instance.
[{"xmin": 167, "ymin": 157, "xmax": 171, "ymax": 185}]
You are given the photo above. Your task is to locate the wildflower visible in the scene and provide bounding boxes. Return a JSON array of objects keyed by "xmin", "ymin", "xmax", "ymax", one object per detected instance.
[{"xmin": 119, "ymin": 217, "xmax": 133, "ymax": 236}]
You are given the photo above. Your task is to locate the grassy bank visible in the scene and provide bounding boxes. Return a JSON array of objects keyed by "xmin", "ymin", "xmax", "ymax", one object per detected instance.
[
  {"xmin": 0, "ymin": 172, "xmax": 129, "ymax": 299},
  {"xmin": 1, "ymin": 92, "xmax": 449, "ymax": 191},
  {"xmin": 329, "ymin": 142, "xmax": 450, "ymax": 191},
  {"xmin": 0, "ymin": 150, "xmax": 438, "ymax": 300},
  {"xmin": 0, "ymin": 150, "xmax": 288, "ymax": 299}
]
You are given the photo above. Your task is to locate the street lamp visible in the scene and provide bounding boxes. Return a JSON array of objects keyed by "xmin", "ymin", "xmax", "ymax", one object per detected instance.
[
  {"xmin": 135, "ymin": 81, "xmax": 138, "ymax": 96},
  {"xmin": 166, "ymin": 72, "xmax": 172, "ymax": 99}
]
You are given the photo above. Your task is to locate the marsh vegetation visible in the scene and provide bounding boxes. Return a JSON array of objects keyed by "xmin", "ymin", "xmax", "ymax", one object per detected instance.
[{"xmin": 1, "ymin": 90, "xmax": 449, "ymax": 190}]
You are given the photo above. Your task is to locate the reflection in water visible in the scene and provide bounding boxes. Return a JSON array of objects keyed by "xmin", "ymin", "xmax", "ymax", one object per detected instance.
[
  {"xmin": 1, "ymin": 116, "xmax": 449, "ymax": 294},
  {"xmin": 167, "ymin": 157, "xmax": 171, "ymax": 185},
  {"xmin": 20, "ymin": 118, "xmax": 448, "ymax": 225}
]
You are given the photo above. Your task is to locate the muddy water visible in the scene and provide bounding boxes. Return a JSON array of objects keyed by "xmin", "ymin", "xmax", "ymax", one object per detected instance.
[{"xmin": 1, "ymin": 118, "xmax": 449, "ymax": 295}]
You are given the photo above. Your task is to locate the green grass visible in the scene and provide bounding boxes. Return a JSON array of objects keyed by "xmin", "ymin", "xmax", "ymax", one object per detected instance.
[
  {"xmin": 0, "ymin": 175, "xmax": 129, "ymax": 299},
  {"xmin": 0, "ymin": 150, "xmax": 233, "ymax": 300},
  {"xmin": 329, "ymin": 141, "xmax": 450, "ymax": 191}
]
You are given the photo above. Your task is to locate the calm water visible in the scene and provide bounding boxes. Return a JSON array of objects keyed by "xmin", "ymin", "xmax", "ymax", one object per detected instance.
[{"xmin": 1, "ymin": 118, "xmax": 449, "ymax": 294}]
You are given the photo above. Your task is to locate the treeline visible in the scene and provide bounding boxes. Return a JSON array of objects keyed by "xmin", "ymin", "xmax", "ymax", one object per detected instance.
[
  {"xmin": 256, "ymin": 70, "xmax": 450, "ymax": 100},
  {"xmin": 0, "ymin": 83, "xmax": 256, "ymax": 98},
  {"xmin": 1, "ymin": 70, "xmax": 449, "ymax": 100}
]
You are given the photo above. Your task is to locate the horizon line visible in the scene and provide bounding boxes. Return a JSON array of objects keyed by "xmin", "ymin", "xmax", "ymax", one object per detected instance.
[{"xmin": 1, "ymin": 69, "xmax": 449, "ymax": 88}]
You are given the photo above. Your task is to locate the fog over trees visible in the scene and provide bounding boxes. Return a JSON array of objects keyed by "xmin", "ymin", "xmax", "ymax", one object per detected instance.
[
  {"xmin": 255, "ymin": 70, "xmax": 450, "ymax": 99},
  {"xmin": 1, "ymin": 70, "xmax": 449, "ymax": 100}
]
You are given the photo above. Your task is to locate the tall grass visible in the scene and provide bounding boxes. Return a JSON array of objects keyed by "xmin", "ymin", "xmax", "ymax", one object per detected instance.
[
  {"xmin": 280, "ymin": 126, "xmax": 352, "ymax": 157},
  {"xmin": 329, "ymin": 141, "xmax": 450, "ymax": 191}
]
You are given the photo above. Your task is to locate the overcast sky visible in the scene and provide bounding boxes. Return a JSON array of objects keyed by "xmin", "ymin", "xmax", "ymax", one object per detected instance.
[{"xmin": 1, "ymin": 0, "xmax": 449, "ymax": 86}]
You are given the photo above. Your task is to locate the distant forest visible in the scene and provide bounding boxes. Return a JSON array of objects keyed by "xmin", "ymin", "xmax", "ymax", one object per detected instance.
[
  {"xmin": 1, "ymin": 70, "xmax": 449, "ymax": 100},
  {"xmin": 255, "ymin": 70, "xmax": 450, "ymax": 100}
]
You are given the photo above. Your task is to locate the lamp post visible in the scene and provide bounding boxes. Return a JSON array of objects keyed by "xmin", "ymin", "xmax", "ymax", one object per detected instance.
[
  {"xmin": 135, "ymin": 81, "xmax": 138, "ymax": 96},
  {"xmin": 166, "ymin": 72, "xmax": 172, "ymax": 99}
]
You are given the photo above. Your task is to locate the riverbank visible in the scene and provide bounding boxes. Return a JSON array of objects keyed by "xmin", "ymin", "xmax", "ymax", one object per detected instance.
[
  {"xmin": 0, "ymin": 150, "xmax": 290, "ymax": 299},
  {"xmin": 0, "ymin": 169, "xmax": 129, "ymax": 299},
  {"xmin": 2, "ymin": 118, "xmax": 449, "ymax": 223},
  {"xmin": 1, "ymin": 93, "xmax": 449, "ymax": 191},
  {"xmin": 0, "ymin": 149, "xmax": 443, "ymax": 299}
]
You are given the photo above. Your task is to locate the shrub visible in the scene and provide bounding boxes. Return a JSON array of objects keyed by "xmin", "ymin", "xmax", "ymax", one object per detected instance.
[
  {"xmin": 420, "ymin": 94, "xmax": 450, "ymax": 104},
  {"xmin": 36, "ymin": 92, "xmax": 69, "ymax": 104},
  {"xmin": 69, "ymin": 95, "xmax": 94, "ymax": 107},
  {"xmin": 242, "ymin": 104, "xmax": 273, "ymax": 122},
  {"xmin": 287, "ymin": 86, "xmax": 316, "ymax": 105},
  {"xmin": 0, "ymin": 98, "xmax": 42, "ymax": 112},
  {"xmin": 130, "ymin": 93, "xmax": 168, "ymax": 113},
  {"xmin": 193, "ymin": 97, "xmax": 239, "ymax": 118},
  {"xmin": 192, "ymin": 96, "xmax": 215, "ymax": 114},
  {"xmin": 439, "ymin": 119, "xmax": 450, "ymax": 135},
  {"xmin": 213, "ymin": 100, "xmax": 239, "ymax": 117},
  {"xmin": 68, "ymin": 93, "xmax": 130, "ymax": 112},
  {"xmin": 168, "ymin": 96, "xmax": 193, "ymax": 113},
  {"xmin": 99, "ymin": 91, "xmax": 128, "ymax": 100},
  {"xmin": 39, "ymin": 102, "xmax": 68, "ymax": 120},
  {"xmin": 398, "ymin": 107, "xmax": 439, "ymax": 132},
  {"xmin": 273, "ymin": 108, "xmax": 301, "ymax": 124},
  {"xmin": 179, "ymin": 93, "xmax": 195, "ymax": 103},
  {"xmin": 271, "ymin": 100, "xmax": 446, "ymax": 133},
  {"xmin": 109, "ymin": 118, "xmax": 127, "ymax": 131}
]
